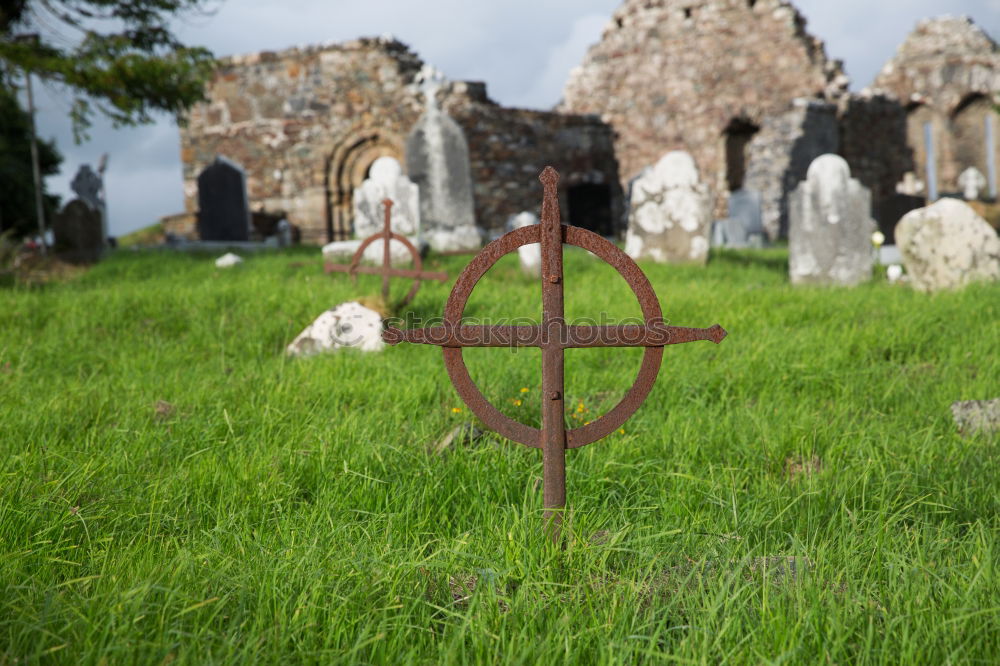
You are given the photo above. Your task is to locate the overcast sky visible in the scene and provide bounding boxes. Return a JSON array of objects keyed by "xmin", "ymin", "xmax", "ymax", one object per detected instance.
[{"xmin": 24, "ymin": 0, "xmax": 1000, "ymax": 237}]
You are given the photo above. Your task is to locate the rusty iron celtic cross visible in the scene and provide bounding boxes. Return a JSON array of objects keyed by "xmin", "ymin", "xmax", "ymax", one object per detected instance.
[
  {"xmin": 324, "ymin": 198, "xmax": 449, "ymax": 308},
  {"xmin": 384, "ymin": 168, "xmax": 727, "ymax": 541}
]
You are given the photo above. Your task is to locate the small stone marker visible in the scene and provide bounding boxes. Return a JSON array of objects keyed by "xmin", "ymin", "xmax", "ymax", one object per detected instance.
[
  {"xmin": 287, "ymin": 301, "xmax": 386, "ymax": 356},
  {"xmin": 324, "ymin": 199, "xmax": 448, "ymax": 308},
  {"xmin": 197, "ymin": 156, "xmax": 251, "ymax": 242},
  {"xmin": 727, "ymin": 188, "xmax": 765, "ymax": 247},
  {"xmin": 788, "ymin": 154, "xmax": 875, "ymax": 286},
  {"xmin": 384, "ymin": 167, "xmax": 727, "ymax": 542},
  {"xmin": 951, "ymin": 399, "xmax": 1000, "ymax": 438},
  {"xmin": 624, "ymin": 151, "xmax": 712, "ymax": 264},
  {"xmin": 214, "ymin": 252, "xmax": 243, "ymax": 268},
  {"xmin": 51, "ymin": 199, "xmax": 104, "ymax": 264},
  {"xmin": 894, "ymin": 198, "xmax": 1000, "ymax": 292},
  {"xmin": 508, "ymin": 211, "xmax": 541, "ymax": 276},
  {"xmin": 353, "ymin": 157, "xmax": 420, "ymax": 239},
  {"xmin": 405, "ymin": 66, "xmax": 481, "ymax": 253},
  {"xmin": 958, "ymin": 167, "xmax": 987, "ymax": 201}
]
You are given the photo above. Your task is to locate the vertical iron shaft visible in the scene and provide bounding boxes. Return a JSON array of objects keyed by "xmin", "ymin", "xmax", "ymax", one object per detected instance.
[
  {"xmin": 538, "ymin": 167, "xmax": 565, "ymax": 543},
  {"xmin": 382, "ymin": 199, "xmax": 393, "ymax": 304}
]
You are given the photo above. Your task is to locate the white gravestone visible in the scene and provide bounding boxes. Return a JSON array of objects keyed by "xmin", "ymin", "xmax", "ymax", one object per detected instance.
[
  {"xmin": 958, "ymin": 167, "xmax": 987, "ymax": 201},
  {"xmin": 894, "ymin": 198, "xmax": 1000, "ymax": 292},
  {"xmin": 508, "ymin": 212, "xmax": 540, "ymax": 277},
  {"xmin": 352, "ymin": 157, "xmax": 420, "ymax": 239},
  {"xmin": 788, "ymin": 155, "xmax": 875, "ymax": 286},
  {"xmin": 624, "ymin": 151, "xmax": 712, "ymax": 264},
  {"xmin": 286, "ymin": 302, "xmax": 386, "ymax": 356}
]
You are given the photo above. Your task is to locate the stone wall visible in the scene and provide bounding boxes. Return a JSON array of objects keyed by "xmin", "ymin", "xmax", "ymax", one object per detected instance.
[
  {"xmin": 559, "ymin": 0, "xmax": 848, "ymax": 227},
  {"xmin": 873, "ymin": 16, "xmax": 1000, "ymax": 197},
  {"xmin": 178, "ymin": 38, "xmax": 621, "ymax": 245}
]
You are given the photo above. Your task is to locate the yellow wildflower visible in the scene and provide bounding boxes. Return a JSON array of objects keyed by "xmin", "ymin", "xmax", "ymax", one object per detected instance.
[
  {"xmin": 451, "ymin": 407, "xmax": 462, "ymax": 414},
  {"xmin": 520, "ymin": 387, "xmax": 530, "ymax": 393}
]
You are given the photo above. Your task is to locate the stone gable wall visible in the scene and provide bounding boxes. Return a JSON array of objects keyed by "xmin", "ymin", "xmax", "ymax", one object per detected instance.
[
  {"xmin": 179, "ymin": 38, "xmax": 621, "ymax": 245},
  {"xmin": 558, "ymin": 0, "xmax": 848, "ymax": 213}
]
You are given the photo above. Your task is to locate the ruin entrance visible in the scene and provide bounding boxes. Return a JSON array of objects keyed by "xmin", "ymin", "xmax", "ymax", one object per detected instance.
[
  {"xmin": 723, "ymin": 118, "xmax": 760, "ymax": 192},
  {"xmin": 567, "ymin": 183, "xmax": 613, "ymax": 236},
  {"xmin": 949, "ymin": 94, "xmax": 994, "ymax": 193},
  {"xmin": 325, "ymin": 129, "xmax": 403, "ymax": 242}
]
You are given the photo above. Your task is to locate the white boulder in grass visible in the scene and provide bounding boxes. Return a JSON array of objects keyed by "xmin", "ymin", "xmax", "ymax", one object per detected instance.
[
  {"xmin": 215, "ymin": 252, "xmax": 243, "ymax": 268},
  {"xmin": 286, "ymin": 301, "xmax": 385, "ymax": 356},
  {"xmin": 894, "ymin": 198, "xmax": 1000, "ymax": 292}
]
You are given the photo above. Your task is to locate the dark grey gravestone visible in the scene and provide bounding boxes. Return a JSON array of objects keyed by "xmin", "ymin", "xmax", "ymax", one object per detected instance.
[
  {"xmin": 52, "ymin": 199, "xmax": 104, "ymax": 264},
  {"xmin": 728, "ymin": 188, "xmax": 765, "ymax": 246},
  {"xmin": 197, "ymin": 156, "xmax": 251, "ymax": 242},
  {"xmin": 405, "ymin": 69, "xmax": 479, "ymax": 252}
]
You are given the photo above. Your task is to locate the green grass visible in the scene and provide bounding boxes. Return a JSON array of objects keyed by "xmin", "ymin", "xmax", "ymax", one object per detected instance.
[{"xmin": 1, "ymin": 247, "xmax": 998, "ymax": 664}]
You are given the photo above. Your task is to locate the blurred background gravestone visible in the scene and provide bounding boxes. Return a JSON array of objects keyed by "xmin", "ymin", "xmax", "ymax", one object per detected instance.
[
  {"xmin": 625, "ymin": 151, "xmax": 712, "ymax": 264},
  {"xmin": 507, "ymin": 211, "xmax": 540, "ymax": 277},
  {"xmin": 894, "ymin": 198, "xmax": 1000, "ymax": 292},
  {"xmin": 353, "ymin": 157, "xmax": 420, "ymax": 239},
  {"xmin": 70, "ymin": 163, "xmax": 108, "ymax": 247},
  {"xmin": 958, "ymin": 167, "xmax": 986, "ymax": 201},
  {"xmin": 197, "ymin": 156, "xmax": 251, "ymax": 242},
  {"xmin": 405, "ymin": 66, "xmax": 480, "ymax": 252},
  {"xmin": 52, "ymin": 199, "xmax": 104, "ymax": 264},
  {"xmin": 789, "ymin": 154, "xmax": 874, "ymax": 286}
]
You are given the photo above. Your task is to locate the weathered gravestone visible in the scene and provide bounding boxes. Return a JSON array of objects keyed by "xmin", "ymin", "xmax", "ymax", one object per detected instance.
[
  {"xmin": 958, "ymin": 167, "xmax": 987, "ymax": 201},
  {"xmin": 507, "ymin": 211, "xmax": 540, "ymax": 277},
  {"xmin": 405, "ymin": 66, "xmax": 480, "ymax": 253},
  {"xmin": 788, "ymin": 154, "xmax": 875, "ymax": 286},
  {"xmin": 286, "ymin": 301, "xmax": 386, "ymax": 357},
  {"xmin": 894, "ymin": 198, "xmax": 1000, "ymax": 292},
  {"xmin": 352, "ymin": 156, "xmax": 420, "ymax": 239},
  {"xmin": 624, "ymin": 151, "xmax": 712, "ymax": 264},
  {"xmin": 712, "ymin": 189, "xmax": 765, "ymax": 249},
  {"xmin": 70, "ymin": 164, "xmax": 107, "ymax": 245},
  {"xmin": 52, "ymin": 199, "xmax": 104, "ymax": 264},
  {"xmin": 197, "ymin": 156, "xmax": 251, "ymax": 242}
]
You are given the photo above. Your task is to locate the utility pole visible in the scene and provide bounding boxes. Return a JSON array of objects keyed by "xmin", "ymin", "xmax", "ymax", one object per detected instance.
[
  {"xmin": 16, "ymin": 34, "xmax": 47, "ymax": 255},
  {"xmin": 25, "ymin": 70, "xmax": 47, "ymax": 254}
]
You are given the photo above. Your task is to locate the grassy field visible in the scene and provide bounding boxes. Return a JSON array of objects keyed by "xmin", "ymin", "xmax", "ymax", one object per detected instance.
[{"xmin": 1, "ymin": 246, "xmax": 998, "ymax": 664}]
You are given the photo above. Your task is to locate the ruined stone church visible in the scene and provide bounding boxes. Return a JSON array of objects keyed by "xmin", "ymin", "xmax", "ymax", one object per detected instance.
[{"xmin": 176, "ymin": 0, "xmax": 999, "ymax": 245}]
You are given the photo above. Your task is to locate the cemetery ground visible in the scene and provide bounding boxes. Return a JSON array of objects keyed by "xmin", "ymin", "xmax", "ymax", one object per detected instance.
[{"xmin": 1, "ymin": 247, "xmax": 998, "ymax": 664}]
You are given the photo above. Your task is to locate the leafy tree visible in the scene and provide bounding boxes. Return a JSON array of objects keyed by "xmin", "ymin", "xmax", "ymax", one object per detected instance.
[
  {"xmin": 0, "ymin": 83, "xmax": 60, "ymax": 238},
  {"xmin": 0, "ymin": 0, "xmax": 217, "ymax": 141}
]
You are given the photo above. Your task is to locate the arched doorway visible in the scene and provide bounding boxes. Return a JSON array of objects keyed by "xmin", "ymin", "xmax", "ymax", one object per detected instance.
[
  {"xmin": 722, "ymin": 117, "xmax": 760, "ymax": 192},
  {"xmin": 325, "ymin": 128, "xmax": 404, "ymax": 242},
  {"xmin": 949, "ymin": 93, "xmax": 995, "ymax": 196}
]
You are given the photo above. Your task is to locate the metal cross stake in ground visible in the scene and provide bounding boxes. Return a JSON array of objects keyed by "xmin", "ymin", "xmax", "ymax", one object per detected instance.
[
  {"xmin": 324, "ymin": 198, "xmax": 449, "ymax": 308},
  {"xmin": 384, "ymin": 168, "xmax": 727, "ymax": 542}
]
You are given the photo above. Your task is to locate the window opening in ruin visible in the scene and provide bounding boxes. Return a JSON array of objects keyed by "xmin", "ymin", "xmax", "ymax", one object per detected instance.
[
  {"xmin": 747, "ymin": 0, "xmax": 757, "ymax": 7},
  {"xmin": 723, "ymin": 118, "xmax": 760, "ymax": 192},
  {"xmin": 950, "ymin": 93, "xmax": 991, "ymax": 187},
  {"xmin": 683, "ymin": 7, "xmax": 693, "ymax": 19},
  {"xmin": 567, "ymin": 184, "xmax": 614, "ymax": 236}
]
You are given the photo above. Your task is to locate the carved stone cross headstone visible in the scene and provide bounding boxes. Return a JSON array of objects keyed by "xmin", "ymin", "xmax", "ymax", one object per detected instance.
[
  {"xmin": 52, "ymin": 199, "xmax": 104, "ymax": 264},
  {"xmin": 958, "ymin": 167, "xmax": 987, "ymax": 201},
  {"xmin": 70, "ymin": 164, "xmax": 107, "ymax": 245},
  {"xmin": 405, "ymin": 65, "xmax": 481, "ymax": 253},
  {"xmin": 385, "ymin": 167, "xmax": 727, "ymax": 542}
]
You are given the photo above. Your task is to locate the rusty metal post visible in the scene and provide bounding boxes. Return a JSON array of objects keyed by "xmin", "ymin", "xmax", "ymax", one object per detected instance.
[
  {"xmin": 539, "ymin": 167, "xmax": 566, "ymax": 542},
  {"xmin": 324, "ymin": 197, "xmax": 448, "ymax": 309},
  {"xmin": 381, "ymin": 199, "xmax": 392, "ymax": 305}
]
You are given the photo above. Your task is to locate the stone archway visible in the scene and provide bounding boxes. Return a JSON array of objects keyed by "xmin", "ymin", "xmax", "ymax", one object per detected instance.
[
  {"xmin": 948, "ymin": 93, "xmax": 994, "ymax": 194},
  {"xmin": 324, "ymin": 128, "xmax": 404, "ymax": 242}
]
